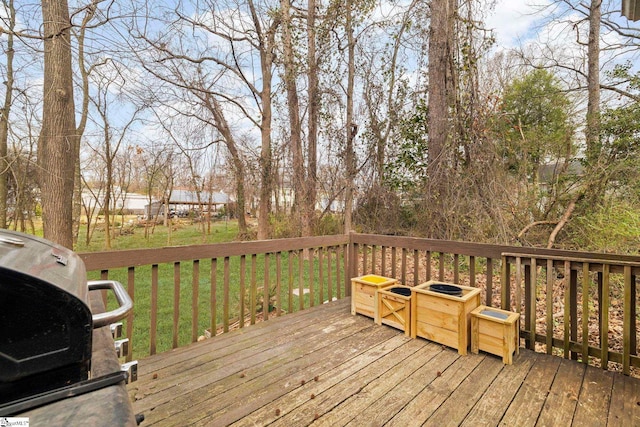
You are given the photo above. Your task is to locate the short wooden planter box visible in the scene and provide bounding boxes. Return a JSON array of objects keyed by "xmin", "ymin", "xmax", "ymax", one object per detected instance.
[
  {"xmin": 410, "ymin": 281, "xmax": 480, "ymax": 355},
  {"xmin": 351, "ymin": 274, "xmax": 398, "ymax": 319},
  {"xmin": 376, "ymin": 285, "xmax": 413, "ymax": 336},
  {"xmin": 471, "ymin": 305, "xmax": 520, "ymax": 364}
]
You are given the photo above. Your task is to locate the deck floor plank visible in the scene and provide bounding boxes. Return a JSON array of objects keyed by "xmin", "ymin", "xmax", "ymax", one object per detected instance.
[
  {"xmin": 608, "ymin": 370, "xmax": 640, "ymax": 427},
  {"xmin": 572, "ymin": 365, "xmax": 614, "ymax": 427},
  {"xmin": 268, "ymin": 335, "xmax": 430, "ymax": 427},
  {"xmin": 460, "ymin": 351, "xmax": 538, "ymax": 427},
  {"xmin": 343, "ymin": 348, "xmax": 460, "ymax": 427},
  {"xmin": 139, "ymin": 312, "xmax": 378, "ymax": 424},
  {"xmin": 536, "ymin": 358, "xmax": 586, "ymax": 427},
  {"xmin": 311, "ymin": 340, "xmax": 444, "ymax": 427},
  {"xmin": 231, "ymin": 334, "xmax": 416, "ymax": 427},
  {"xmin": 498, "ymin": 350, "xmax": 562, "ymax": 427},
  {"xmin": 126, "ymin": 298, "xmax": 640, "ymax": 427},
  {"xmin": 425, "ymin": 356, "xmax": 506, "ymax": 426},
  {"xmin": 383, "ymin": 351, "xmax": 486, "ymax": 425}
]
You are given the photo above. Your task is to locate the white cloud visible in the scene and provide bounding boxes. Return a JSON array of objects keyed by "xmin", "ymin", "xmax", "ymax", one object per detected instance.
[{"xmin": 486, "ymin": 1, "xmax": 552, "ymax": 48}]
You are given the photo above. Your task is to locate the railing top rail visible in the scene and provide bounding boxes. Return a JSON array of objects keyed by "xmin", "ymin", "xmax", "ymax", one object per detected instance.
[
  {"xmin": 502, "ymin": 252, "xmax": 640, "ymax": 267},
  {"xmin": 80, "ymin": 234, "xmax": 349, "ymax": 271},
  {"xmin": 351, "ymin": 233, "xmax": 640, "ymax": 264}
]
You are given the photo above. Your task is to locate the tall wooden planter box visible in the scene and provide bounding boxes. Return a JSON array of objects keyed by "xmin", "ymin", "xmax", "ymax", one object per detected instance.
[
  {"xmin": 376, "ymin": 285, "xmax": 412, "ymax": 336},
  {"xmin": 471, "ymin": 305, "xmax": 520, "ymax": 364},
  {"xmin": 410, "ymin": 281, "xmax": 480, "ymax": 355},
  {"xmin": 351, "ymin": 275, "xmax": 398, "ymax": 318}
]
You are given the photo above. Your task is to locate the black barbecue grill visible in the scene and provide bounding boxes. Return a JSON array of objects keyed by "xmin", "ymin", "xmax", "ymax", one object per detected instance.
[{"xmin": 0, "ymin": 230, "xmax": 134, "ymax": 416}]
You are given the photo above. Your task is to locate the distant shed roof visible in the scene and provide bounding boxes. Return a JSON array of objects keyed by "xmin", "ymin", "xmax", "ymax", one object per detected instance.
[{"xmin": 169, "ymin": 190, "xmax": 230, "ymax": 205}]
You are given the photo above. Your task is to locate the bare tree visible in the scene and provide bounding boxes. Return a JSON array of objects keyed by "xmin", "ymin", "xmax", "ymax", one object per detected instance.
[
  {"xmin": 0, "ymin": 0, "xmax": 16, "ymax": 229},
  {"xmin": 39, "ymin": 0, "xmax": 77, "ymax": 248}
]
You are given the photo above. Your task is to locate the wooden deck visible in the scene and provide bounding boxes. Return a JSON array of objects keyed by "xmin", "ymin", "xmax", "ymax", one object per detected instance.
[{"xmin": 128, "ymin": 298, "xmax": 640, "ymax": 426}]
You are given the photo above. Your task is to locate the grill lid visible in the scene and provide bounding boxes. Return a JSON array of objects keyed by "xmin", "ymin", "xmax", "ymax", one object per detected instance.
[{"xmin": 0, "ymin": 230, "xmax": 92, "ymax": 386}]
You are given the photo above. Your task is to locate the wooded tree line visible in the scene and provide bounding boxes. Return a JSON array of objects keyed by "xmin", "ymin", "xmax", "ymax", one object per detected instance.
[{"xmin": 1, "ymin": 0, "xmax": 639, "ymax": 252}]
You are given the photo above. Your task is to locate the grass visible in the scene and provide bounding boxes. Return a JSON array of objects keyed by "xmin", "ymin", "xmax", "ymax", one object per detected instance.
[{"xmin": 75, "ymin": 217, "xmax": 239, "ymax": 252}]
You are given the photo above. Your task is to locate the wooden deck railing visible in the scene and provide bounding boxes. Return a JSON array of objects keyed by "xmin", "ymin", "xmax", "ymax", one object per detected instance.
[
  {"xmin": 81, "ymin": 232, "xmax": 640, "ymax": 375},
  {"xmin": 81, "ymin": 235, "xmax": 350, "ymax": 360},
  {"xmin": 350, "ymin": 233, "xmax": 640, "ymax": 375}
]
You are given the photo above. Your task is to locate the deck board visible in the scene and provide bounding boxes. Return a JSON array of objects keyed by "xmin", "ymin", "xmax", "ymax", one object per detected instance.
[{"xmin": 128, "ymin": 298, "xmax": 640, "ymax": 426}]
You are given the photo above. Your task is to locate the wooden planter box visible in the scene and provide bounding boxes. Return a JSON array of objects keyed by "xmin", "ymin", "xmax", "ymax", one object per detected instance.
[
  {"xmin": 376, "ymin": 285, "xmax": 412, "ymax": 336},
  {"xmin": 471, "ymin": 305, "xmax": 520, "ymax": 364},
  {"xmin": 351, "ymin": 274, "xmax": 398, "ymax": 318},
  {"xmin": 410, "ymin": 281, "xmax": 480, "ymax": 355}
]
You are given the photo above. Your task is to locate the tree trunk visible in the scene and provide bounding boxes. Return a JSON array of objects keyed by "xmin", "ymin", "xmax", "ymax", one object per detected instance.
[
  {"xmin": 306, "ymin": 0, "xmax": 319, "ymax": 236},
  {"xmin": 72, "ymin": 6, "xmax": 95, "ymax": 245},
  {"xmin": 343, "ymin": 0, "xmax": 356, "ymax": 234},
  {"xmin": 248, "ymin": 0, "xmax": 275, "ymax": 240},
  {"xmin": 0, "ymin": 0, "xmax": 15, "ymax": 230},
  {"xmin": 426, "ymin": 0, "xmax": 455, "ymax": 237},
  {"xmin": 206, "ymin": 94, "xmax": 248, "ymax": 236},
  {"xmin": 585, "ymin": 0, "xmax": 601, "ymax": 165},
  {"xmin": 280, "ymin": 0, "xmax": 306, "ymax": 236},
  {"xmin": 39, "ymin": 0, "xmax": 77, "ymax": 248}
]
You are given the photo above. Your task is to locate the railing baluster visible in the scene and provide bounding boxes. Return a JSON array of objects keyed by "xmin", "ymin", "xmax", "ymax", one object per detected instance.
[
  {"xmin": 172, "ymin": 262, "xmax": 180, "ymax": 349},
  {"xmin": 224, "ymin": 257, "xmax": 230, "ymax": 332},
  {"xmin": 546, "ymin": 259, "xmax": 554, "ymax": 355},
  {"xmin": 251, "ymin": 254, "xmax": 257, "ymax": 325},
  {"xmin": 276, "ymin": 252, "xmax": 282, "ymax": 317},
  {"xmin": 239, "ymin": 256, "xmax": 245, "ymax": 327},
  {"xmin": 501, "ymin": 256, "xmax": 510, "ymax": 311},
  {"xmin": 211, "ymin": 258, "xmax": 217, "ymax": 337},
  {"xmin": 264, "ymin": 253, "xmax": 270, "ymax": 320},
  {"xmin": 515, "ymin": 257, "xmax": 522, "ymax": 314},
  {"xmin": 307, "ymin": 249, "xmax": 314, "ymax": 308},
  {"xmin": 623, "ymin": 266, "xmax": 632, "ymax": 375},
  {"xmin": 288, "ymin": 251, "xmax": 294, "ymax": 312},
  {"xmin": 526, "ymin": 258, "xmax": 536, "ymax": 350},
  {"xmin": 126, "ymin": 267, "xmax": 135, "ymax": 362},
  {"xmin": 337, "ymin": 245, "xmax": 342, "ymax": 299},
  {"xmin": 601, "ymin": 264, "xmax": 610, "ymax": 369},
  {"xmin": 413, "ymin": 250, "xmax": 420, "ymax": 286},
  {"xmin": 569, "ymin": 268, "xmax": 578, "ymax": 360},
  {"xmin": 563, "ymin": 260, "xmax": 571, "ymax": 359},
  {"xmin": 150, "ymin": 264, "xmax": 158, "ymax": 356},
  {"xmin": 631, "ymin": 274, "xmax": 637, "ymax": 357},
  {"xmin": 438, "ymin": 252, "xmax": 445, "ymax": 281},
  {"xmin": 192, "ymin": 260, "xmax": 199, "ymax": 343},
  {"xmin": 582, "ymin": 262, "xmax": 590, "ymax": 364},
  {"xmin": 371, "ymin": 245, "xmax": 377, "ymax": 275},
  {"xmin": 381, "ymin": 246, "xmax": 387, "ymax": 277},
  {"xmin": 101, "ymin": 270, "xmax": 109, "ymax": 305},
  {"xmin": 363, "ymin": 245, "xmax": 368, "ymax": 275},
  {"xmin": 469, "ymin": 256, "xmax": 475, "ymax": 287},
  {"xmin": 327, "ymin": 247, "xmax": 332, "ymax": 302},
  {"xmin": 454, "ymin": 253, "xmax": 459, "ymax": 284},
  {"xmin": 391, "ymin": 247, "xmax": 397, "ymax": 278},
  {"xmin": 401, "ymin": 247, "xmax": 407, "ymax": 285},
  {"xmin": 426, "ymin": 251, "xmax": 431, "ymax": 281},
  {"xmin": 298, "ymin": 249, "xmax": 304, "ymax": 310},
  {"xmin": 319, "ymin": 248, "xmax": 324, "ymax": 305},
  {"xmin": 486, "ymin": 258, "xmax": 493, "ymax": 306}
]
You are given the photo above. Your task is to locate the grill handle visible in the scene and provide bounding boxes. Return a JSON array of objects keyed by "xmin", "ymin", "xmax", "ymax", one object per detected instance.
[{"xmin": 88, "ymin": 280, "xmax": 134, "ymax": 328}]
